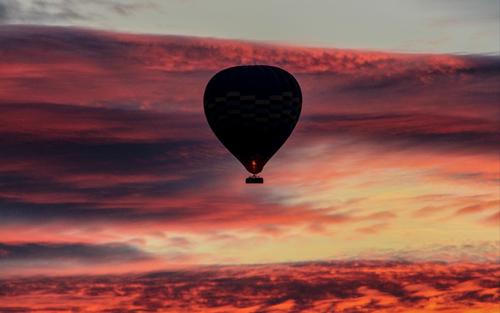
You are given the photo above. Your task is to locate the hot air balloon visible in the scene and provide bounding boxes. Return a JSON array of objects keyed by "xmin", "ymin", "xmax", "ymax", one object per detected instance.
[{"xmin": 204, "ymin": 65, "xmax": 302, "ymax": 183}]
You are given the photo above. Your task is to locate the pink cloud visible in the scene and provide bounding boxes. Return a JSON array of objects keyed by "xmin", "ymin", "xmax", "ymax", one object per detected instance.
[{"xmin": 0, "ymin": 26, "xmax": 497, "ymax": 273}]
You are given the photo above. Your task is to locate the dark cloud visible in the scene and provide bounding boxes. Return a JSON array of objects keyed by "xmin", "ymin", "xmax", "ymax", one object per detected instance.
[
  {"xmin": 2, "ymin": 25, "xmax": 499, "ymax": 76},
  {"xmin": 0, "ymin": 25, "xmax": 498, "ymax": 118},
  {"xmin": 300, "ymin": 113, "xmax": 500, "ymax": 153},
  {"xmin": 337, "ymin": 58, "xmax": 500, "ymax": 95},
  {"xmin": 0, "ymin": 102, "xmax": 224, "ymax": 208},
  {"xmin": 0, "ymin": 200, "xmax": 212, "ymax": 224},
  {"xmin": 0, "ymin": 242, "xmax": 151, "ymax": 263}
]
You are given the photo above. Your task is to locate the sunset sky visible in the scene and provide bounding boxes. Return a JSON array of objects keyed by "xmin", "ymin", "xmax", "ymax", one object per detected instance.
[
  {"xmin": 0, "ymin": 0, "xmax": 499, "ymax": 274},
  {"xmin": 0, "ymin": 1, "xmax": 499, "ymax": 312}
]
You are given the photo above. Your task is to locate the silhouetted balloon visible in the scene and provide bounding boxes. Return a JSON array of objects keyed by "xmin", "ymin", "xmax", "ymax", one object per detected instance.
[{"xmin": 204, "ymin": 65, "xmax": 302, "ymax": 182}]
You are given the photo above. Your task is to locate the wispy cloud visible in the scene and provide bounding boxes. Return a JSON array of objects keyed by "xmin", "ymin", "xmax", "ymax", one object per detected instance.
[
  {"xmin": 0, "ymin": 26, "xmax": 498, "ymax": 271},
  {"xmin": 0, "ymin": 0, "xmax": 156, "ymax": 24},
  {"xmin": 0, "ymin": 241, "xmax": 150, "ymax": 263}
]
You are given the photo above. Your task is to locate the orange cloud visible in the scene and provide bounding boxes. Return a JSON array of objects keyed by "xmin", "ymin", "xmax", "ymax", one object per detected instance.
[
  {"xmin": 356, "ymin": 222, "xmax": 390, "ymax": 235},
  {"xmin": 0, "ymin": 261, "xmax": 498, "ymax": 312}
]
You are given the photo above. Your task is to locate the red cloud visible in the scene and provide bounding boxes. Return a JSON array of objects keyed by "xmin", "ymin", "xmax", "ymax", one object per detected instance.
[
  {"xmin": 482, "ymin": 211, "xmax": 500, "ymax": 227},
  {"xmin": 0, "ymin": 26, "xmax": 498, "ymax": 270},
  {"xmin": 454, "ymin": 200, "xmax": 500, "ymax": 216},
  {"xmin": 0, "ymin": 261, "xmax": 498, "ymax": 312},
  {"xmin": 1, "ymin": 25, "xmax": 498, "ymax": 116}
]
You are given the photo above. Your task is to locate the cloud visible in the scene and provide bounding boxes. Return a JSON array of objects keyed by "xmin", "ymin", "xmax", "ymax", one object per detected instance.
[
  {"xmin": 349, "ymin": 241, "xmax": 500, "ymax": 263},
  {"xmin": 1, "ymin": 25, "xmax": 497, "ymax": 116},
  {"xmin": 412, "ymin": 205, "xmax": 446, "ymax": 218},
  {"xmin": 0, "ymin": 241, "xmax": 161, "ymax": 276},
  {"xmin": 0, "ymin": 0, "xmax": 84, "ymax": 24},
  {"xmin": 0, "ymin": 2, "xmax": 7, "ymax": 22},
  {"xmin": 356, "ymin": 222, "xmax": 390, "ymax": 235},
  {"xmin": 0, "ymin": 26, "xmax": 498, "ymax": 270},
  {"xmin": 300, "ymin": 112, "xmax": 499, "ymax": 153},
  {"xmin": 482, "ymin": 211, "xmax": 500, "ymax": 227},
  {"xmin": 0, "ymin": 241, "xmax": 150, "ymax": 263},
  {"xmin": 0, "ymin": 260, "xmax": 498, "ymax": 312},
  {"xmin": 423, "ymin": 0, "xmax": 500, "ymax": 24},
  {"xmin": 167, "ymin": 236, "xmax": 192, "ymax": 249},
  {"xmin": 454, "ymin": 200, "xmax": 499, "ymax": 216},
  {"xmin": 0, "ymin": 102, "xmax": 223, "ymax": 217},
  {"xmin": 0, "ymin": 0, "xmax": 157, "ymax": 24}
]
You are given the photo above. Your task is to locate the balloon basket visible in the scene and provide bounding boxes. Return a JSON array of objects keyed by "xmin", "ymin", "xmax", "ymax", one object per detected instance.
[{"xmin": 246, "ymin": 175, "xmax": 264, "ymax": 184}]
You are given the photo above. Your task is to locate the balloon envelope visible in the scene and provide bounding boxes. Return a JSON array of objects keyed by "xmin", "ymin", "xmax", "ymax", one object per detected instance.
[{"xmin": 204, "ymin": 65, "xmax": 302, "ymax": 175}]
